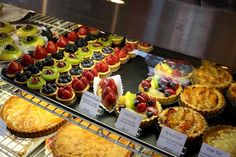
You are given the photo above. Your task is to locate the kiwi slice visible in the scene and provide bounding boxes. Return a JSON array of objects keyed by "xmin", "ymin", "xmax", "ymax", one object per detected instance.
[
  {"xmin": 22, "ymin": 36, "xmax": 45, "ymax": 47},
  {"xmin": 125, "ymin": 91, "xmax": 136, "ymax": 110},
  {"xmin": 42, "ymin": 68, "xmax": 59, "ymax": 82},
  {"xmin": 0, "ymin": 33, "xmax": 14, "ymax": 46},
  {"xmin": 27, "ymin": 77, "xmax": 46, "ymax": 90},
  {"xmin": 16, "ymin": 25, "xmax": 39, "ymax": 37},
  {"xmin": 0, "ymin": 22, "xmax": 14, "ymax": 33},
  {"xmin": 0, "ymin": 44, "xmax": 23, "ymax": 61}
]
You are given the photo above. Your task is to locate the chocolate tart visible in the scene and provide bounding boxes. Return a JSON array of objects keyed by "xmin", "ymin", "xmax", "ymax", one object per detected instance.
[
  {"xmin": 51, "ymin": 118, "xmax": 132, "ymax": 157},
  {"xmin": 101, "ymin": 46, "xmax": 114, "ymax": 56},
  {"xmin": 179, "ymin": 85, "xmax": 226, "ymax": 118},
  {"xmin": 158, "ymin": 106, "xmax": 208, "ymax": 141},
  {"xmin": 203, "ymin": 125, "xmax": 236, "ymax": 156},
  {"xmin": 0, "ymin": 96, "xmax": 70, "ymax": 138},
  {"xmin": 80, "ymin": 58, "xmax": 95, "ymax": 70}
]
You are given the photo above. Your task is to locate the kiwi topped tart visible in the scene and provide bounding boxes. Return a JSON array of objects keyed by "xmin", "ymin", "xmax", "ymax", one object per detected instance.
[
  {"xmin": 0, "ymin": 33, "xmax": 14, "ymax": 46},
  {"xmin": 65, "ymin": 53, "xmax": 82, "ymax": 66},
  {"xmin": 77, "ymin": 46, "xmax": 92, "ymax": 59},
  {"xmin": 42, "ymin": 68, "xmax": 59, "ymax": 82},
  {"xmin": 0, "ymin": 22, "xmax": 14, "ymax": 33},
  {"xmin": 21, "ymin": 36, "xmax": 45, "ymax": 47},
  {"xmin": 27, "ymin": 76, "xmax": 46, "ymax": 90},
  {"xmin": 0, "ymin": 44, "xmax": 23, "ymax": 61},
  {"xmin": 54, "ymin": 61, "xmax": 71, "ymax": 73},
  {"xmin": 16, "ymin": 24, "xmax": 39, "ymax": 38},
  {"xmin": 98, "ymin": 35, "xmax": 112, "ymax": 47}
]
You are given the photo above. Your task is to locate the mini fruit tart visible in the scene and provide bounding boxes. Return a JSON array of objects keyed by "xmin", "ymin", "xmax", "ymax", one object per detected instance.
[
  {"xmin": 115, "ymin": 48, "xmax": 129, "ymax": 64},
  {"xmin": 5, "ymin": 61, "xmax": 22, "ymax": 78},
  {"xmin": 192, "ymin": 65, "xmax": 232, "ymax": 91},
  {"xmin": 14, "ymin": 71, "xmax": 31, "ymax": 85},
  {"xmin": 98, "ymin": 35, "xmax": 112, "ymax": 47},
  {"xmin": 64, "ymin": 44, "xmax": 78, "ymax": 54},
  {"xmin": 33, "ymin": 45, "xmax": 47, "ymax": 61},
  {"xmin": 52, "ymin": 50, "xmax": 65, "ymax": 61},
  {"xmin": 101, "ymin": 46, "xmax": 114, "ymax": 56},
  {"xmin": 77, "ymin": 47, "xmax": 92, "ymax": 59},
  {"xmin": 65, "ymin": 53, "xmax": 82, "ymax": 66},
  {"xmin": 27, "ymin": 76, "xmax": 46, "ymax": 90},
  {"xmin": 92, "ymin": 51, "xmax": 105, "ymax": 63},
  {"xmin": 0, "ymin": 44, "xmax": 23, "ymax": 61},
  {"xmin": 57, "ymin": 35, "xmax": 69, "ymax": 50},
  {"xmin": 56, "ymin": 85, "xmax": 77, "ymax": 105},
  {"xmin": 40, "ymin": 83, "xmax": 58, "ymax": 97},
  {"xmin": 0, "ymin": 33, "xmax": 14, "ymax": 46},
  {"xmin": 69, "ymin": 65, "xmax": 83, "ymax": 78},
  {"xmin": 84, "ymin": 33, "xmax": 98, "ymax": 44},
  {"xmin": 67, "ymin": 31, "xmax": 78, "ymax": 44},
  {"xmin": 21, "ymin": 36, "xmax": 45, "ymax": 48},
  {"xmin": 42, "ymin": 56, "xmax": 55, "ymax": 68},
  {"xmin": 88, "ymin": 27, "xmax": 100, "ymax": 35},
  {"xmin": 110, "ymin": 34, "xmax": 124, "ymax": 45},
  {"xmin": 77, "ymin": 26, "xmax": 89, "ymax": 38},
  {"xmin": 154, "ymin": 59, "xmax": 193, "ymax": 86},
  {"xmin": 41, "ymin": 68, "xmax": 59, "ymax": 82},
  {"xmin": 82, "ymin": 69, "xmax": 98, "ymax": 84},
  {"xmin": 27, "ymin": 61, "xmax": 43, "ymax": 76},
  {"xmin": 179, "ymin": 85, "xmax": 226, "ymax": 118},
  {"xmin": 0, "ymin": 22, "xmax": 14, "ymax": 33},
  {"xmin": 95, "ymin": 61, "xmax": 111, "ymax": 78},
  {"xmin": 55, "ymin": 61, "xmax": 71, "ymax": 73},
  {"xmin": 74, "ymin": 38, "xmax": 87, "ymax": 48},
  {"xmin": 72, "ymin": 77, "xmax": 90, "ymax": 96},
  {"xmin": 105, "ymin": 54, "xmax": 121, "ymax": 72},
  {"xmin": 16, "ymin": 24, "xmax": 39, "ymax": 38},
  {"xmin": 138, "ymin": 75, "xmax": 182, "ymax": 105},
  {"xmin": 125, "ymin": 38, "xmax": 139, "ymax": 45},
  {"xmin": 227, "ymin": 83, "xmax": 236, "ymax": 105},
  {"xmin": 20, "ymin": 54, "xmax": 34, "ymax": 69},
  {"xmin": 158, "ymin": 106, "xmax": 208, "ymax": 141},
  {"xmin": 137, "ymin": 42, "xmax": 153, "ymax": 53},
  {"xmin": 80, "ymin": 58, "xmax": 95, "ymax": 70},
  {"xmin": 45, "ymin": 41, "xmax": 58, "ymax": 55},
  {"xmin": 116, "ymin": 91, "xmax": 162, "ymax": 128},
  {"xmin": 89, "ymin": 42, "xmax": 103, "ymax": 53},
  {"xmin": 124, "ymin": 43, "xmax": 138, "ymax": 58},
  {"xmin": 56, "ymin": 73, "xmax": 72, "ymax": 87}
]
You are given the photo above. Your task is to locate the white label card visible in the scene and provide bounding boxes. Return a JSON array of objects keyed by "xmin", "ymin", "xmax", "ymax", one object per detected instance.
[
  {"xmin": 115, "ymin": 108, "xmax": 142, "ymax": 136},
  {"xmin": 78, "ymin": 91, "xmax": 101, "ymax": 118},
  {"xmin": 198, "ymin": 143, "xmax": 230, "ymax": 157},
  {"xmin": 156, "ymin": 126, "xmax": 187, "ymax": 156},
  {"xmin": 0, "ymin": 119, "xmax": 7, "ymax": 136}
]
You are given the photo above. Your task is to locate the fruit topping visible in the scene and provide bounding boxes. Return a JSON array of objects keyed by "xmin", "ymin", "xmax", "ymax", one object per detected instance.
[
  {"xmin": 45, "ymin": 69, "xmax": 54, "ymax": 75},
  {"xmin": 78, "ymin": 26, "xmax": 89, "ymax": 36},
  {"xmin": 102, "ymin": 47, "xmax": 114, "ymax": 54},
  {"xmin": 25, "ymin": 36, "xmax": 34, "ymax": 42},
  {"xmin": 67, "ymin": 31, "xmax": 78, "ymax": 42},
  {"xmin": 83, "ymin": 70, "xmax": 95, "ymax": 82},
  {"xmin": 45, "ymin": 41, "xmax": 58, "ymax": 54},
  {"xmin": 20, "ymin": 54, "xmax": 34, "ymax": 67},
  {"xmin": 118, "ymin": 48, "xmax": 128, "ymax": 58},
  {"xmin": 58, "ymin": 73, "xmax": 72, "ymax": 83},
  {"xmin": 92, "ymin": 42, "xmax": 102, "ymax": 47},
  {"xmin": 57, "ymin": 85, "xmax": 73, "ymax": 99},
  {"xmin": 81, "ymin": 59, "xmax": 94, "ymax": 68},
  {"xmin": 92, "ymin": 52, "xmax": 105, "ymax": 61},
  {"xmin": 42, "ymin": 83, "xmax": 57, "ymax": 94},
  {"xmin": 70, "ymin": 66, "xmax": 83, "ymax": 76},
  {"xmin": 81, "ymin": 47, "xmax": 89, "ymax": 53},
  {"xmin": 52, "ymin": 50, "xmax": 64, "ymax": 60},
  {"xmin": 74, "ymin": 38, "xmax": 87, "ymax": 48},
  {"xmin": 95, "ymin": 61, "xmax": 109, "ymax": 73},
  {"xmin": 27, "ymin": 64, "xmax": 40, "ymax": 75},
  {"xmin": 57, "ymin": 61, "xmax": 66, "ymax": 68},
  {"xmin": 6, "ymin": 61, "xmax": 22, "ymax": 75},
  {"xmin": 64, "ymin": 44, "xmax": 78, "ymax": 53},
  {"xmin": 33, "ymin": 45, "xmax": 47, "ymax": 60},
  {"xmin": 57, "ymin": 35, "xmax": 69, "ymax": 48},
  {"xmin": 136, "ymin": 103, "xmax": 147, "ymax": 113},
  {"xmin": 5, "ymin": 44, "xmax": 15, "ymax": 51},
  {"xmin": 15, "ymin": 71, "xmax": 31, "ymax": 82},
  {"xmin": 85, "ymin": 33, "xmax": 97, "ymax": 42},
  {"xmin": 31, "ymin": 77, "xmax": 39, "ymax": 84},
  {"xmin": 43, "ymin": 56, "xmax": 54, "ymax": 66},
  {"xmin": 99, "ymin": 78, "xmax": 117, "ymax": 93},
  {"xmin": 72, "ymin": 77, "xmax": 89, "ymax": 91},
  {"xmin": 104, "ymin": 92, "xmax": 117, "ymax": 107}
]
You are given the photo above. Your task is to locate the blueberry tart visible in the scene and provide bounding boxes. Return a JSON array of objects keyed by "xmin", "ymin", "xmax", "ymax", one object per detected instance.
[
  {"xmin": 40, "ymin": 83, "xmax": 58, "ymax": 97},
  {"xmin": 74, "ymin": 38, "xmax": 87, "ymax": 48},
  {"xmin": 27, "ymin": 64, "xmax": 42, "ymax": 76},
  {"xmin": 14, "ymin": 71, "xmax": 31, "ymax": 85},
  {"xmin": 101, "ymin": 46, "xmax": 114, "ymax": 56},
  {"xmin": 92, "ymin": 51, "xmax": 105, "ymax": 63},
  {"xmin": 52, "ymin": 50, "xmax": 65, "ymax": 61},
  {"xmin": 69, "ymin": 66, "xmax": 83, "ymax": 78},
  {"xmin": 80, "ymin": 58, "xmax": 95, "ymax": 70},
  {"xmin": 64, "ymin": 44, "xmax": 78, "ymax": 54},
  {"xmin": 56, "ymin": 73, "xmax": 72, "ymax": 87},
  {"xmin": 43, "ymin": 56, "xmax": 55, "ymax": 68},
  {"xmin": 85, "ymin": 33, "xmax": 98, "ymax": 44}
]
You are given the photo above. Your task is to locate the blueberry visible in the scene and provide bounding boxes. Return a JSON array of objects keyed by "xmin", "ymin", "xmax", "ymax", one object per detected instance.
[
  {"xmin": 169, "ymin": 82, "xmax": 176, "ymax": 89},
  {"xmin": 147, "ymin": 100, "xmax": 154, "ymax": 106},
  {"xmin": 134, "ymin": 100, "xmax": 139, "ymax": 107},
  {"xmin": 146, "ymin": 112, "xmax": 153, "ymax": 118},
  {"xmin": 158, "ymin": 87, "xmax": 165, "ymax": 93},
  {"xmin": 144, "ymin": 87, "xmax": 149, "ymax": 92},
  {"xmin": 62, "ymin": 79, "xmax": 68, "ymax": 83},
  {"xmin": 158, "ymin": 82, "xmax": 166, "ymax": 89},
  {"xmin": 58, "ymin": 78, "xmax": 63, "ymax": 83},
  {"xmin": 5, "ymin": 44, "xmax": 15, "ymax": 51},
  {"xmin": 136, "ymin": 92, "xmax": 141, "ymax": 96},
  {"xmin": 164, "ymin": 91, "xmax": 171, "ymax": 97}
]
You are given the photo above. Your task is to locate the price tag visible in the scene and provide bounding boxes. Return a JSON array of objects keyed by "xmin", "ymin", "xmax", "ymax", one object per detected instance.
[
  {"xmin": 78, "ymin": 91, "xmax": 101, "ymax": 118},
  {"xmin": 115, "ymin": 108, "xmax": 142, "ymax": 136},
  {"xmin": 198, "ymin": 143, "xmax": 230, "ymax": 157},
  {"xmin": 156, "ymin": 126, "xmax": 187, "ymax": 156},
  {"xmin": 0, "ymin": 119, "xmax": 7, "ymax": 136}
]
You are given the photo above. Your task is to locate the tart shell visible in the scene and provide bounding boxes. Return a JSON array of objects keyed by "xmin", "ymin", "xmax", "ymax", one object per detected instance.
[
  {"xmin": 56, "ymin": 92, "xmax": 77, "ymax": 106},
  {"xmin": 120, "ymin": 55, "xmax": 129, "ymax": 64},
  {"xmin": 74, "ymin": 84, "xmax": 90, "ymax": 97},
  {"xmin": 109, "ymin": 61, "xmax": 121, "ymax": 72}
]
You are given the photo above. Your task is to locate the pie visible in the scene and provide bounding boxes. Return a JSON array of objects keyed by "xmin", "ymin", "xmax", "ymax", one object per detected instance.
[
  {"xmin": 158, "ymin": 107, "xmax": 207, "ymax": 141},
  {"xmin": 192, "ymin": 65, "xmax": 232, "ymax": 91},
  {"xmin": 179, "ymin": 85, "xmax": 225, "ymax": 117},
  {"xmin": 227, "ymin": 83, "xmax": 236, "ymax": 105},
  {"xmin": 52, "ymin": 118, "xmax": 133, "ymax": 157},
  {"xmin": 203, "ymin": 125, "xmax": 236, "ymax": 157},
  {"xmin": 0, "ymin": 96, "xmax": 70, "ymax": 138}
]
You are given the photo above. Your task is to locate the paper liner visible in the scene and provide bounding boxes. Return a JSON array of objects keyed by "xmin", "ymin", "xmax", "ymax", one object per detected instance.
[{"xmin": 93, "ymin": 75, "xmax": 123, "ymax": 113}]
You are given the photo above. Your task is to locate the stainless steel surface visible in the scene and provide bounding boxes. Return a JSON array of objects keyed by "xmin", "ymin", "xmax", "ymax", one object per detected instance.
[{"xmin": 2, "ymin": 0, "xmax": 236, "ymax": 68}]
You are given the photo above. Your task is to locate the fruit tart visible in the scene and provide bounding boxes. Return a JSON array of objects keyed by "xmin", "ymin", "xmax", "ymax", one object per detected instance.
[
  {"xmin": 51, "ymin": 50, "xmax": 65, "ymax": 61},
  {"xmin": 67, "ymin": 31, "xmax": 78, "ymax": 44},
  {"xmin": 64, "ymin": 44, "xmax": 78, "ymax": 54},
  {"xmin": 101, "ymin": 46, "xmax": 114, "ymax": 56},
  {"xmin": 21, "ymin": 36, "xmax": 45, "ymax": 49},
  {"xmin": 56, "ymin": 73, "xmax": 72, "ymax": 87},
  {"xmin": 74, "ymin": 38, "xmax": 87, "ymax": 48},
  {"xmin": 69, "ymin": 65, "xmax": 83, "ymax": 78},
  {"xmin": 27, "ymin": 76, "xmax": 46, "ymax": 90},
  {"xmin": 42, "ymin": 56, "xmax": 55, "ymax": 68},
  {"xmin": 116, "ymin": 91, "xmax": 162, "ymax": 128},
  {"xmin": 65, "ymin": 53, "xmax": 82, "ymax": 66},
  {"xmin": 95, "ymin": 61, "xmax": 111, "ymax": 78},
  {"xmin": 55, "ymin": 61, "xmax": 71, "ymax": 73},
  {"xmin": 82, "ymin": 69, "xmax": 98, "ymax": 84},
  {"xmin": 115, "ymin": 48, "xmax": 129, "ymax": 64},
  {"xmin": 14, "ymin": 71, "xmax": 31, "ymax": 85},
  {"xmin": 33, "ymin": 45, "xmax": 47, "ymax": 61},
  {"xmin": 192, "ymin": 65, "xmax": 232, "ymax": 91},
  {"xmin": 20, "ymin": 54, "xmax": 34, "ymax": 69},
  {"xmin": 92, "ymin": 51, "xmax": 105, "ymax": 63},
  {"xmin": 45, "ymin": 41, "xmax": 58, "ymax": 54},
  {"xmin": 94, "ymin": 76, "xmax": 123, "ymax": 112},
  {"xmin": 0, "ymin": 33, "xmax": 14, "ymax": 46},
  {"xmin": 57, "ymin": 35, "xmax": 69, "ymax": 49},
  {"xmin": 40, "ymin": 83, "xmax": 58, "ymax": 97},
  {"xmin": 0, "ymin": 96, "xmax": 70, "ymax": 138},
  {"xmin": 139, "ymin": 75, "xmax": 182, "ymax": 105},
  {"xmin": 16, "ymin": 24, "xmax": 39, "ymax": 38},
  {"xmin": 5, "ymin": 61, "xmax": 22, "ymax": 78},
  {"xmin": 0, "ymin": 44, "xmax": 23, "ymax": 61},
  {"xmin": 56, "ymin": 85, "xmax": 76, "ymax": 105},
  {"xmin": 77, "ymin": 25, "xmax": 89, "ymax": 38},
  {"xmin": 158, "ymin": 106, "xmax": 208, "ymax": 141},
  {"xmin": 105, "ymin": 54, "xmax": 121, "ymax": 72},
  {"xmin": 89, "ymin": 41, "xmax": 103, "ymax": 53},
  {"xmin": 137, "ymin": 42, "xmax": 153, "ymax": 53},
  {"xmin": 0, "ymin": 22, "xmax": 14, "ymax": 33},
  {"xmin": 27, "ymin": 63, "xmax": 42, "ymax": 76},
  {"xmin": 77, "ymin": 46, "xmax": 92, "ymax": 59},
  {"xmin": 203, "ymin": 125, "xmax": 236, "ymax": 157},
  {"xmin": 124, "ymin": 43, "xmax": 138, "ymax": 58},
  {"xmin": 179, "ymin": 85, "xmax": 226, "ymax": 118},
  {"xmin": 110, "ymin": 34, "xmax": 124, "ymax": 45},
  {"xmin": 42, "ymin": 68, "xmax": 59, "ymax": 82},
  {"xmin": 98, "ymin": 35, "xmax": 112, "ymax": 47},
  {"xmin": 154, "ymin": 59, "xmax": 193, "ymax": 86},
  {"xmin": 125, "ymin": 38, "xmax": 139, "ymax": 45},
  {"xmin": 84, "ymin": 33, "xmax": 98, "ymax": 44},
  {"xmin": 88, "ymin": 27, "xmax": 100, "ymax": 35},
  {"xmin": 80, "ymin": 58, "xmax": 95, "ymax": 70},
  {"xmin": 72, "ymin": 77, "xmax": 90, "ymax": 96},
  {"xmin": 227, "ymin": 83, "xmax": 236, "ymax": 105}
]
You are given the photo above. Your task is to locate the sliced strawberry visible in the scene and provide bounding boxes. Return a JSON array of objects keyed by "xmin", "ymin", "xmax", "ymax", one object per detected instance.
[
  {"xmin": 91, "ymin": 68, "xmax": 98, "ymax": 76},
  {"xmin": 100, "ymin": 62, "xmax": 109, "ymax": 72},
  {"xmin": 20, "ymin": 54, "xmax": 34, "ymax": 67},
  {"xmin": 140, "ymin": 93, "xmax": 149, "ymax": 102},
  {"xmin": 57, "ymin": 87, "xmax": 64, "ymax": 98},
  {"xmin": 136, "ymin": 103, "xmax": 147, "ymax": 113},
  {"xmin": 72, "ymin": 77, "xmax": 79, "ymax": 86},
  {"xmin": 33, "ymin": 45, "xmax": 47, "ymax": 60},
  {"xmin": 118, "ymin": 49, "xmax": 128, "ymax": 58},
  {"xmin": 67, "ymin": 31, "xmax": 78, "ymax": 42},
  {"xmin": 62, "ymin": 90, "xmax": 73, "ymax": 99},
  {"xmin": 104, "ymin": 92, "xmax": 117, "ymax": 106},
  {"xmin": 123, "ymin": 47, "xmax": 132, "ymax": 52},
  {"xmin": 105, "ymin": 56, "xmax": 115, "ymax": 65},
  {"xmin": 6, "ymin": 61, "xmax": 22, "ymax": 75},
  {"xmin": 85, "ymin": 71, "xmax": 94, "ymax": 82},
  {"xmin": 136, "ymin": 95, "xmax": 145, "ymax": 103},
  {"xmin": 147, "ymin": 107, "xmax": 158, "ymax": 115},
  {"xmin": 125, "ymin": 43, "xmax": 132, "ymax": 48},
  {"xmin": 102, "ymin": 86, "xmax": 113, "ymax": 100},
  {"xmin": 64, "ymin": 85, "xmax": 73, "ymax": 93},
  {"xmin": 114, "ymin": 47, "xmax": 120, "ymax": 54},
  {"xmin": 57, "ymin": 35, "xmax": 69, "ymax": 48},
  {"xmin": 80, "ymin": 76, "xmax": 88, "ymax": 86},
  {"xmin": 78, "ymin": 26, "xmax": 89, "ymax": 36},
  {"xmin": 141, "ymin": 80, "xmax": 151, "ymax": 88},
  {"xmin": 106, "ymin": 79, "xmax": 117, "ymax": 93},
  {"xmin": 95, "ymin": 62, "xmax": 102, "ymax": 72},
  {"xmin": 45, "ymin": 41, "xmax": 58, "ymax": 54},
  {"xmin": 113, "ymin": 54, "xmax": 120, "ymax": 63},
  {"xmin": 57, "ymin": 61, "xmax": 66, "ymax": 68},
  {"xmin": 73, "ymin": 80, "xmax": 85, "ymax": 91},
  {"xmin": 172, "ymin": 70, "xmax": 182, "ymax": 77}
]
